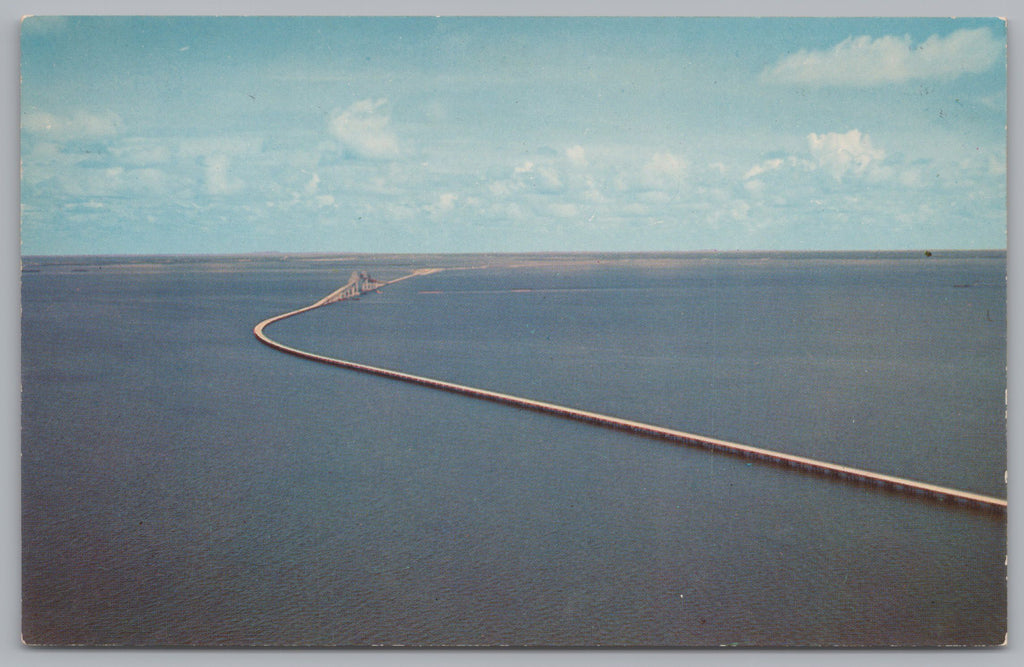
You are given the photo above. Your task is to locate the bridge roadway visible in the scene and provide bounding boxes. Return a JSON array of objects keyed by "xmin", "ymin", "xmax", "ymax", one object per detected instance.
[{"xmin": 254, "ymin": 269, "xmax": 1008, "ymax": 514}]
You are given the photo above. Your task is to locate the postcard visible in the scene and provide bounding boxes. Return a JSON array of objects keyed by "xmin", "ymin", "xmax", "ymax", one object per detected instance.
[{"xmin": 20, "ymin": 16, "xmax": 1007, "ymax": 647}]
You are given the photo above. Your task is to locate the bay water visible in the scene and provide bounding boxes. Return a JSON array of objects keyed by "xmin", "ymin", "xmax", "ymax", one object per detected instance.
[{"xmin": 21, "ymin": 252, "xmax": 1006, "ymax": 646}]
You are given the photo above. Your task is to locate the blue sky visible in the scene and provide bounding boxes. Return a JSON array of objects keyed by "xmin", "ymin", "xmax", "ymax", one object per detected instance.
[{"xmin": 20, "ymin": 16, "xmax": 1006, "ymax": 255}]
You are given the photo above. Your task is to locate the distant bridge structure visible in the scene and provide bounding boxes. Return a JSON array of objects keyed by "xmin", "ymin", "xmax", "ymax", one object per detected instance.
[{"xmin": 316, "ymin": 271, "xmax": 386, "ymax": 306}]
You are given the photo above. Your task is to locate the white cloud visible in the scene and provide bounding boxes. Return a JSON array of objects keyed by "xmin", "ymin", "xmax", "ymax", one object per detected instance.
[
  {"xmin": 743, "ymin": 178, "xmax": 765, "ymax": 196},
  {"xmin": 743, "ymin": 158, "xmax": 786, "ymax": 181},
  {"xmin": 898, "ymin": 168, "xmax": 924, "ymax": 188},
  {"xmin": 512, "ymin": 160, "xmax": 564, "ymax": 193},
  {"xmin": 807, "ymin": 130, "xmax": 886, "ymax": 180},
  {"xmin": 64, "ymin": 200, "xmax": 107, "ymax": 210},
  {"xmin": 438, "ymin": 192, "xmax": 458, "ymax": 210},
  {"xmin": 488, "ymin": 201, "xmax": 526, "ymax": 222},
  {"xmin": 550, "ymin": 202, "xmax": 579, "ymax": 218},
  {"xmin": 430, "ymin": 192, "xmax": 458, "ymax": 214},
  {"xmin": 646, "ymin": 152, "xmax": 685, "ymax": 176},
  {"xmin": 728, "ymin": 200, "xmax": 751, "ymax": 221},
  {"xmin": 304, "ymin": 172, "xmax": 321, "ymax": 196},
  {"xmin": 762, "ymin": 27, "xmax": 1003, "ymax": 86},
  {"xmin": 739, "ymin": 132, "xmax": 884, "ymax": 186},
  {"xmin": 204, "ymin": 154, "xmax": 244, "ymax": 195},
  {"xmin": 425, "ymin": 192, "xmax": 460, "ymax": 218},
  {"xmin": 51, "ymin": 164, "xmax": 168, "ymax": 199},
  {"xmin": 60, "ymin": 167, "xmax": 123, "ymax": 197},
  {"xmin": 22, "ymin": 110, "xmax": 122, "ymax": 140},
  {"xmin": 565, "ymin": 145, "xmax": 587, "ymax": 167},
  {"xmin": 533, "ymin": 166, "xmax": 564, "ymax": 192},
  {"xmin": 742, "ymin": 156, "xmax": 815, "ymax": 182},
  {"xmin": 581, "ymin": 177, "xmax": 604, "ymax": 203},
  {"xmin": 627, "ymin": 151, "xmax": 686, "ymax": 191},
  {"xmin": 328, "ymin": 98, "xmax": 399, "ymax": 160}
]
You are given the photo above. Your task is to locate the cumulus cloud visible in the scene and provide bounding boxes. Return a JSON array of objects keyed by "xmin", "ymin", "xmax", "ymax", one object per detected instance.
[
  {"xmin": 645, "ymin": 152, "xmax": 685, "ymax": 178},
  {"xmin": 565, "ymin": 145, "xmax": 587, "ymax": 167},
  {"xmin": 511, "ymin": 160, "xmax": 564, "ymax": 193},
  {"xmin": 424, "ymin": 192, "xmax": 460, "ymax": 218},
  {"xmin": 56, "ymin": 166, "xmax": 124, "ymax": 198},
  {"xmin": 328, "ymin": 98, "xmax": 400, "ymax": 160},
  {"xmin": 22, "ymin": 110, "xmax": 122, "ymax": 140},
  {"xmin": 743, "ymin": 158, "xmax": 786, "ymax": 181},
  {"xmin": 740, "ymin": 131, "xmax": 884, "ymax": 185},
  {"xmin": 304, "ymin": 172, "xmax": 320, "ymax": 196},
  {"xmin": 50, "ymin": 163, "xmax": 168, "ymax": 199},
  {"xmin": 437, "ymin": 192, "xmax": 458, "ymax": 211},
  {"xmin": 204, "ymin": 154, "xmax": 244, "ymax": 195},
  {"xmin": 807, "ymin": 130, "xmax": 886, "ymax": 180},
  {"xmin": 616, "ymin": 151, "xmax": 686, "ymax": 192},
  {"xmin": 762, "ymin": 27, "xmax": 1003, "ymax": 86},
  {"xmin": 728, "ymin": 200, "xmax": 751, "ymax": 221},
  {"xmin": 742, "ymin": 155, "xmax": 816, "ymax": 183}
]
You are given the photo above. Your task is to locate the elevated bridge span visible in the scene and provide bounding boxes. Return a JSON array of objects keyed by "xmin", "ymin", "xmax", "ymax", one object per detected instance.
[{"xmin": 254, "ymin": 268, "xmax": 1007, "ymax": 515}]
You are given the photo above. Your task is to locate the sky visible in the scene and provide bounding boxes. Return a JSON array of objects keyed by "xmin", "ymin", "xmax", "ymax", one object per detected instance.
[{"xmin": 19, "ymin": 16, "xmax": 1007, "ymax": 255}]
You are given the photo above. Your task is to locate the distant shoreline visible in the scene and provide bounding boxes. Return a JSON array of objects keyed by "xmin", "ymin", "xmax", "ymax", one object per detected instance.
[{"xmin": 19, "ymin": 248, "xmax": 1009, "ymax": 266}]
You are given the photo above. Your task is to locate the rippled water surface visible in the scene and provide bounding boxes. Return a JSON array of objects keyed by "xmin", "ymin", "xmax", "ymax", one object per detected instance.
[{"xmin": 22, "ymin": 252, "xmax": 1006, "ymax": 646}]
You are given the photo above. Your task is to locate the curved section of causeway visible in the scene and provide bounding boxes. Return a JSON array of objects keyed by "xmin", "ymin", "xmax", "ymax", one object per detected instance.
[{"xmin": 254, "ymin": 271, "xmax": 1007, "ymax": 514}]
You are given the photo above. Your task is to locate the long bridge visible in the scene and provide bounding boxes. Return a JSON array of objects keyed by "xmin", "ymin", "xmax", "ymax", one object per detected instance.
[{"xmin": 254, "ymin": 269, "xmax": 1007, "ymax": 514}]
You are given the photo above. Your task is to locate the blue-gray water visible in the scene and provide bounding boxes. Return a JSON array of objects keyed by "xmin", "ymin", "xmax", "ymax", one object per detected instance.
[{"xmin": 21, "ymin": 252, "xmax": 1006, "ymax": 646}]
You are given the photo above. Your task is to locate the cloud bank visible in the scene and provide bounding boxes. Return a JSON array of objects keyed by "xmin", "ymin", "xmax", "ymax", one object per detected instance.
[
  {"xmin": 762, "ymin": 27, "xmax": 1003, "ymax": 86},
  {"xmin": 22, "ymin": 110, "xmax": 122, "ymax": 140}
]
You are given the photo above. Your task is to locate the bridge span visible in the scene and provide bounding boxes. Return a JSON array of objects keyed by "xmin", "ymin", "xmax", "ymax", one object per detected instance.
[
  {"xmin": 254, "ymin": 269, "xmax": 1007, "ymax": 514},
  {"xmin": 313, "ymin": 271, "xmax": 387, "ymax": 307}
]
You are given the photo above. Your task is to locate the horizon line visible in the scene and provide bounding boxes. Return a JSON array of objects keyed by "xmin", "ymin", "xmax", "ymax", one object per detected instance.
[{"xmin": 19, "ymin": 248, "xmax": 1009, "ymax": 260}]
